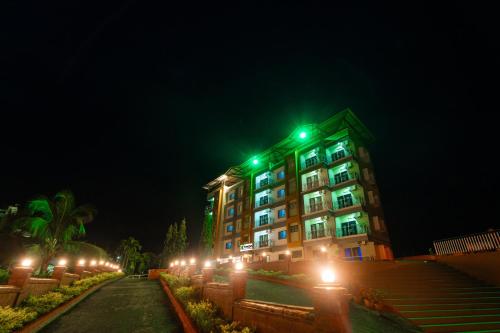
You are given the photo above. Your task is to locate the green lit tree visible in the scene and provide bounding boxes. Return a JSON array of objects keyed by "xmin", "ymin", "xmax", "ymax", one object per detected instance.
[
  {"xmin": 200, "ymin": 209, "xmax": 214, "ymax": 257},
  {"xmin": 161, "ymin": 224, "xmax": 174, "ymax": 267},
  {"xmin": 177, "ymin": 218, "xmax": 188, "ymax": 256},
  {"xmin": 13, "ymin": 190, "xmax": 97, "ymax": 273}
]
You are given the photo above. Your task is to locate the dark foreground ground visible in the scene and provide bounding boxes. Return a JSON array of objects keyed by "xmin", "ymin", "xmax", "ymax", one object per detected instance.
[{"xmin": 40, "ymin": 278, "xmax": 181, "ymax": 333}]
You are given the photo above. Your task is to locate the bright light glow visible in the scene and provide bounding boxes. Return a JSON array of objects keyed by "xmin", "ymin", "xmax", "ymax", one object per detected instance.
[
  {"xmin": 262, "ymin": 252, "xmax": 266, "ymax": 256},
  {"xmin": 299, "ymin": 131, "xmax": 307, "ymax": 139},
  {"xmin": 321, "ymin": 268, "xmax": 336, "ymax": 283},
  {"xmin": 170, "ymin": 263, "xmax": 174, "ymax": 267},
  {"xmin": 105, "ymin": 262, "xmax": 110, "ymax": 267},
  {"xmin": 118, "ymin": 269, "xmax": 122, "ymax": 273},
  {"xmin": 285, "ymin": 250, "xmax": 291, "ymax": 255},
  {"xmin": 235, "ymin": 262, "xmax": 244, "ymax": 270},
  {"xmin": 58, "ymin": 259, "xmax": 67, "ymax": 266},
  {"xmin": 190, "ymin": 258, "xmax": 196, "ymax": 265},
  {"xmin": 21, "ymin": 258, "xmax": 32, "ymax": 267},
  {"xmin": 180, "ymin": 260, "xmax": 186, "ymax": 266},
  {"xmin": 78, "ymin": 259, "xmax": 86, "ymax": 266},
  {"xmin": 99, "ymin": 260, "xmax": 104, "ymax": 265},
  {"xmin": 252, "ymin": 159, "xmax": 259, "ymax": 165},
  {"xmin": 90, "ymin": 260, "xmax": 97, "ymax": 266},
  {"xmin": 229, "ymin": 255, "xmax": 232, "ymax": 259},
  {"xmin": 175, "ymin": 260, "xmax": 179, "ymax": 265},
  {"xmin": 204, "ymin": 261, "xmax": 211, "ymax": 268},
  {"xmin": 320, "ymin": 246, "xmax": 327, "ymax": 253}
]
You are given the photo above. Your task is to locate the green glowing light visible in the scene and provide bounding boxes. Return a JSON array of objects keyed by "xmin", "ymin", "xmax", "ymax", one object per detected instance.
[
  {"xmin": 252, "ymin": 159, "xmax": 259, "ymax": 165},
  {"xmin": 299, "ymin": 131, "xmax": 307, "ymax": 139}
]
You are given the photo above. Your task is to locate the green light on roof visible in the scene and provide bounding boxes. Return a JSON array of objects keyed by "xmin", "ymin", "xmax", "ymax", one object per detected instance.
[
  {"xmin": 299, "ymin": 131, "xmax": 307, "ymax": 139},
  {"xmin": 252, "ymin": 159, "xmax": 259, "ymax": 165}
]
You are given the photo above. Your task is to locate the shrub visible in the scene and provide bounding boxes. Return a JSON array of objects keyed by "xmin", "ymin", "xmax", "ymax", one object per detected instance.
[
  {"xmin": 220, "ymin": 321, "xmax": 254, "ymax": 333},
  {"xmin": 0, "ymin": 306, "xmax": 37, "ymax": 333},
  {"xmin": 174, "ymin": 286, "xmax": 195, "ymax": 306},
  {"xmin": 0, "ymin": 268, "xmax": 9, "ymax": 284},
  {"xmin": 22, "ymin": 292, "xmax": 70, "ymax": 315},
  {"xmin": 186, "ymin": 300, "xmax": 223, "ymax": 333},
  {"xmin": 160, "ymin": 273, "xmax": 190, "ymax": 290}
]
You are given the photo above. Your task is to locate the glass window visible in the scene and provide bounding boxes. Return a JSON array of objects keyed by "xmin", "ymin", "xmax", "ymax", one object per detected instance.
[
  {"xmin": 292, "ymin": 250, "xmax": 303, "ymax": 258},
  {"xmin": 225, "ymin": 242, "xmax": 232, "ymax": 249},
  {"xmin": 277, "ymin": 189, "xmax": 285, "ymax": 198},
  {"xmin": 278, "ymin": 209, "xmax": 286, "ymax": 218},
  {"xmin": 289, "ymin": 224, "xmax": 299, "ymax": 233},
  {"xmin": 278, "ymin": 253, "xmax": 286, "ymax": 260},
  {"xmin": 278, "ymin": 230, "xmax": 287, "ymax": 239},
  {"xmin": 229, "ymin": 192, "xmax": 236, "ymax": 200},
  {"xmin": 341, "ymin": 221, "xmax": 358, "ymax": 236},
  {"xmin": 337, "ymin": 194, "xmax": 353, "ymax": 209},
  {"xmin": 258, "ymin": 234, "xmax": 269, "ymax": 247},
  {"xmin": 260, "ymin": 178, "xmax": 269, "ymax": 187},
  {"xmin": 259, "ymin": 214, "xmax": 269, "ymax": 226},
  {"xmin": 226, "ymin": 224, "xmax": 234, "ymax": 232},
  {"xmin": 305, "ymin": 156, "xmax": 319, "ymax": 168},
  {"xmin": 334, "ymin": 171, "xmax": 349, "ymax": 184},
  {"xmin": 228, "ymin": 207, "xmax": 235, "ymax": 216},
  {"xmin": 259, "ymin": 196, "xmax": 269, "ymax": 206},
  {"xmin": 331, "ymin": 149, "xmax": 346, "ymax": 162},
  {"xmin": 277, "ymin": 170, "xmax": 285, "ymax": 180}
]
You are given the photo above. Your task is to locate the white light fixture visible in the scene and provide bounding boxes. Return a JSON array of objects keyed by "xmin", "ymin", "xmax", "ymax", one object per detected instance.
[
  {"xmin": 90, "ymin": 260, "xmax": 97, "ymax": 266},
  {"xmin": 180, "ymin": 260, "xmax": 186, "ymax": 266},
  {"xmin": 58, "ymin": 259, "xmax": 67, "ymax": 266},
  {"xmin": 78, "ymin": 259, "xmax": 86, "ymax": 266},
  {"xmin": 204, "ymin": 260, "xmax": 211, "ymax": 268},
  {"xmin": 321, "ymin": 268, "xmax": 336, "ymax": 283},
  {"xmin": 170, "ymin": 263, "xmax": 174, "ymax": 267},
  {"xmin": 21, "ymin": 258, "xmax": 32, "ymax": 267},
  {"xmin": 235, "ymin": 262, "xmax": 244, "ymax": 271},
  {"xmin": 99, "ymin": 260, "xmax": 104, "ymax": 265},
  {"xmin": 320, "ymin": 246, "xmax": 327, "ymax": 253},
  {"xmin": 190, "ymin": 258, "xmax": 196, "ymax": 265},
  {"xmin": 285, "ymin": 250, "xmax": 291, "ymax": 255}
]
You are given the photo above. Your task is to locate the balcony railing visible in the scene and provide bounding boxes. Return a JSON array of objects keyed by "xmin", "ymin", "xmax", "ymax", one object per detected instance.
[
  {"xmin": 255, "ymin": 216, "xmax": 274, "ymax": 228},
  {"xmin": 256, "ymin": 177, "xmax": 274, "ymax": 190},
  {"xmin": 302, "ymin": 179, "xmax": 329, "ymax": 191},
  {"xmin": 255, "ymin": 197, "xmax": 274, "ymax": 208},
  {"xmin": 333, "ymin": 198, "xmax": 365, "ymax": 211},
  {"xmin": 331, "ymin": 172, "xmax": 359, "ymax": 187},
  {"xmin": 254, "ymin": 239, "xmax": 274, "ymax": 248},
  {"xmin": 305, "ymin": 228, "xmax": 333, "ymax": 240},
  {"xmin": 433, "ymin": 230, "xmax": 500, "ymax": 255},
  {"xmin": 336, "ymin": 225, "xmax": 368, "ymax": 238}
]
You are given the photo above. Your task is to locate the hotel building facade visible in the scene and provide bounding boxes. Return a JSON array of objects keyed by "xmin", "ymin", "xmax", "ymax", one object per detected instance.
[{"xmin": 203, "ymin": 109, "xmax": 393, "ymax": 262}]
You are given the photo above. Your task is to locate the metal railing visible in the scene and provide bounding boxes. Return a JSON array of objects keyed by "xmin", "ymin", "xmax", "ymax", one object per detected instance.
[
  {"xmin": 336, "ymin": 225, "xmax": 368, "ymax": 238},
  {"xmin": 333, "ymin": 198, "xmax": 365, "ymax": 210},
  {"xmin": 302, "ymin": 179, "xmax": 329, "ymax": 191},
  {"xmin": 305, "ymin": 229, "xmax": 333, "ymax": 240},
  {"xmin": 126, "ymin": 274, "xmax": 148, "ymax": 279},
  {"xmin": 255, "ymin": 216, "xmax": 274, "ymax": 228},
  {"xmin": 254, "ymin": 240, "xmax": 274, "ymax": 248},
  {"xmin": 306, "ymin": 202, "xmax": 325, "ymax": 214},
  {"xmin": 331, "ymin": 172, "xmax": 359, "ymax": 187},
  {"xmin": 433, "ymin": 230, "xmax": 500, "ymax": 255}
]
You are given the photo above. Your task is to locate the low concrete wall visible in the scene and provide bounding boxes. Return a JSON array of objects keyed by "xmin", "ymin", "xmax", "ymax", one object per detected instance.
[
  {"xmin": 233, "ymin": 299, "xmax": 315, "ymax": 333},
  {"xmin": 437, "ymin": 251, "xmax": 500, "ymax": 286},
  {"xmin": 202, "ymin": 282, "xmax": 234, "ymax": 319},
  {"xmin": 17, "ymin": 278, "xmax": 59, "ymax": 305},
  {"xmin": 0, "ymin": 285, "xmax": 20, "ymax": 307},
  {"xmin": 61, "ymin": 273, "xmax": 80, "ymax": 286},
  {"xmin": 148, "ymin": 269, "xmax": 169, "ymax": 280}
]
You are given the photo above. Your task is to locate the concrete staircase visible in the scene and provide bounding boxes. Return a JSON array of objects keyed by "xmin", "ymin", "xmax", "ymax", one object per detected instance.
[{"xmin": 357, "ymin": 260, "xmax": 500, "ymax": 333}]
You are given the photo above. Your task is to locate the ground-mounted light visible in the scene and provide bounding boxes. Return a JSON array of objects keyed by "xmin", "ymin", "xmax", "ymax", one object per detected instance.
[
  {"xmin": 118, "ymin": 269, "xmax": 122, "ymax": 273},
  {"xmin": 189, "ymin": 258, "xmax": 196, "ymax": 265},
  {"xmin": 262, "ymin": 252, "xmax": 266, "ymax": 256},
  {"xmin": 320, "ymin": 246, "xmax": 327, "ymax": 253},
  {"xmin": 174, "ymin": 260, "xmax": 179, "ymax": 266},
  {"xmin": 170, "ymin": 262, "xmax": 174, "ymax": 267},
  {"xmin": 105, "ymin": 262, "xmax": 110, "ymax": 267},
  {"xmin": 235, "ymin": 262, "xmax": 244, "ymax": 271},
  {"xmin": 90, "ymin": 260, "xmax": 97, "ymax": 266},
  {"xmin": 58, "ymin": 259, "xmax": 67, "ymax": 266},
  {"xmin": 21, "ymin": 258, "xmax": 32, "ymax": 267},
  {"xmin": 99, "ymin": 260, "xmax": 104, "ymax": 265},
  {"xmin": 204, "ymin": 260, "xmax": 211, "ymax": 268},
  {"xmin": 180, "ymin": 260, "xmax": 186, "ymax": 266},
  {"xmin": 78, "ymin": 259, "xmax": 86, "ymax": 266},
  {"xmin": 320, "ymin": 268, "xmax": 336, "ymax": 284},
  {"xmin": 285, "ymin": 250, "xmax": 291, "ymax": 255}
]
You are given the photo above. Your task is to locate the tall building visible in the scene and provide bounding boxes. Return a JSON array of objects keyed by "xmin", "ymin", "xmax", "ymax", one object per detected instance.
[{"xmin": 202, "ymin": 109, "xmax": 392, "ymax": 263}]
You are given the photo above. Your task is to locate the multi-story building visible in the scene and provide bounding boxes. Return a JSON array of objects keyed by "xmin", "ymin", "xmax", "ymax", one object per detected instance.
[{"xmin": 202, "ymin": 109, "xmax": 393, "ymax": 262}]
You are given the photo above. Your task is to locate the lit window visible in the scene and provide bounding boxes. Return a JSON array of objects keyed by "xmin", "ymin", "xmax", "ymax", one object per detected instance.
[
  {"xmin": 259, "ymin": 196, "xmax": 269, "ymax": 206},
  {"xmin": 305, "ymin": 156, "xmax": 319, "ymax": 168},
  {"xmin": 277, "ymin": 170, "xmax": 285, "ymax": 180},
  {"xmin": 229, "ymin": 192, "xmax": 236, "ymax": 200},
  {"xmin": 337, "ymin": 194, "xmax": 353, "ymax": 209},
  {"xmin": 227, "ymin": 225, "xmax": 234, "ymax": 232},
  {"xmin": 334, "ymin": 171, "xmax": 349, "ymax": 184},
  {"xmin": 331, "ymin": 149, "xmax": 346, "ymax": 162},
  {"xmin": 225, "ymin": 242, "xmax": 232, "ymax": 249},
  {"xmin": 277, "ymin": 189, "xmax": 285, "ymax": 198},
  {"xmin": 228, "ymin": 207, "xmax": 235, "ymax": 216},
  {"xmin": 259, "ymin": 214, "xmax": 269, "ymax": 226},
  {"xmin": 289, "ymin": 224, "xmax": 299, "ymax": 233},
  {"xmin": 278, "ymin": 230, "xmax": 287, "ymax": 240},
  {"xmin": 278, "ymin": 209, "xmax": 286, "ymax": 218}
]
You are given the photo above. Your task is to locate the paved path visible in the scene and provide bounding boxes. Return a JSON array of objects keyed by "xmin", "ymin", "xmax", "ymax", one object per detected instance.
[{"xmin": 40, "ymin": 279, "xmax": 181, "ymax": 333}]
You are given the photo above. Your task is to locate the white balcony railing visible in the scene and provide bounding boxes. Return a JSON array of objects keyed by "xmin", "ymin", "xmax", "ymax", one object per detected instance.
[{"xmin": 433, "ymin": 230, "xmax": 500, "ymax": 255}]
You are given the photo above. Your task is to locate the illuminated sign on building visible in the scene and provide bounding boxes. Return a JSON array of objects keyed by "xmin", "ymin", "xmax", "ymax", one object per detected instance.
[{"xmin": 240, "ymin": 243, "xmax": 254, "ymax": 252}]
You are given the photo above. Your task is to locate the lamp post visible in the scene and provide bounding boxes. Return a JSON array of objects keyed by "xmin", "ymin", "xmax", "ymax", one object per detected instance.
[
  {"xmin": 285, "ymin": 250, "xmax": 291, "ymax": 274},
  {"xmin": 52, "ymin": 258, "xmax": 68, "ymax": 281},
  {"xmin": 8, "ymin": 258, "xmax": 34, "ymax": 289}
]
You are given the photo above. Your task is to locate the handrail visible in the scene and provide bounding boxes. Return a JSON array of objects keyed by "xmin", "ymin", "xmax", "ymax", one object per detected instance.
[
  {"xmin": 126, "ymin": 274, "xmax": 148, "ymax": 279},
  {"xmin": 433, "ymin": 230, "xmax": 500, "ymax": 255}
]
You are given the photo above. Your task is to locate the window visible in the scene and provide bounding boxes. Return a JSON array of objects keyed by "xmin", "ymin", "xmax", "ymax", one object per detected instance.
[
  {"xmin": 259, "ymin": 214, "xmax": 269, "ymax": 226},
  {"xmin": 292, "ymin": 250, "xmax": 303, "ymax": 258},
  {"xmin": 260, "ymin": 178, "xmax": 269, "ymax": 187},
  {"xmin": 337, "ymin": 194, "xmax": 353, "ymax": 209},
  {"xmin": 227, "ymin": 207, "xmax": 235, "ymax": 216},
  {"xmin": 288, "ymin": 200, "xmax": 298, "ymax": 216},
  {"xmin": 259, "ymin": 196, "xmax": 269, "ymax": 206},
  {"xmin": 341, "ymin": 221, "xmax": 358, "ymax": 236},
  {"xmin": 226, "ymin": 224, "xmax": 234, "ymax": 232},
  {"xmin": 305, "ymin": 174, "xmax": 319, "ymax": 190},
  {"xmin": 310, "ymin": 223, "xmax": 326, "ymax": 239},
  {"xmin": 334, "ymin": 171, "xmax": 349, "ymax": 185},
  {"xmin": 258, "ymin": 234, "xmax": 269, "ymax": 247},
  {"xmin": 331, "ymin": 149, "xmax": 346, "ymax": 162},
  {"xmin": 277, "ymin": 189, "xmax": 285, "ymax": 198},
  {"xmin": 367, "ymin": 191, "xmax": 375, "ymax": 205},
  {"xmin": 228, "ymin": 192, "xmax": 236, "ymax": 201},
  {"xmin": 236, "ymin": 220, "xmax": 242, "ymax": 232},
  {"xmin": 225, "ymin": 242, "xmax": 232, "ymax": 249},
  {"xmin": 277, "ymin": 170, "xmax": 285, "ymax": 180},
  {"xmin": 309, "ymin": 196, "xmax": 323, "ymax": 212},
  {"xmin": 278, "ymin": 209, "xmax": 286, "ymax": 218},
  {"xmin": 278, "ymin": 253, "xmax": 286, "ymax": 260},
  {"xmin": 237, "ymin": 202, "xmax": 242, "ymax": 215},
  {"xmin": 278, "ymin": 230, "xmax": 287, "ymax": 240},
  {"xmin": 289, "ymin": 224, "xmax": 299, "ymax": 233},
  {"xmin": 305, "ymin": 155, "xmax": 319, "ymax": 168}
]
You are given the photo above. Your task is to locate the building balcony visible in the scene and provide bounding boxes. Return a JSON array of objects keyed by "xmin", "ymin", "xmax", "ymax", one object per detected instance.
[
  {"xmin": 332, "ymin": 200, "xmax": 365, "ymax": 215},
  {"xmin": 254, "ymin": 217, "xmax": 274, "ymax": 229},
  {"xmin": 255, "ymin": 197, "xmax": 274, "ymax": 209},
  {"xmin": 301, "ymin": 179, "xmax": 329, "ymax": 193},
  {"xmin": 329, "ymin": 172, "xmax": 360, "ymax": 190},
  {"xmin": 304, "ymin": 228, "xmax": 334, "ymax": 241},
  {"xmin": 254, "ymin": 239, "xmax": 274, "ymax": 249},
  {"xmin": 335, "ymin": 225, "xmax": 368, "ymax": 238},
  {"xmin": 303, "ymin": 202, "xmax": 332, "ymax": 217}
]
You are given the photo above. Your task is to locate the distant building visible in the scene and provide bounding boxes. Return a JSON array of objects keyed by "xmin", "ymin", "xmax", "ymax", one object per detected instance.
[{"xmin": 203, "ymin": 109, "xmax": 393, "ymax": 263}]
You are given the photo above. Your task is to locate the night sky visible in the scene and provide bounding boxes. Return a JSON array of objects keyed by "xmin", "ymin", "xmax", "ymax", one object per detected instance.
[{"xmin": 1, "ymin": 2, "xmax": 498, "ymax": 257}]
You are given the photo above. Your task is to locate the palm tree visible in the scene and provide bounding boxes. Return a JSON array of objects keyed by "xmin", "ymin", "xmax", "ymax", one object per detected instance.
[
  {"xmin": 13, "ymin": 190, "xmax": 97, "ymax": 272},
  {"xmin": 117, "ymin": 237, "xmax": 141, "ymax": 273}
]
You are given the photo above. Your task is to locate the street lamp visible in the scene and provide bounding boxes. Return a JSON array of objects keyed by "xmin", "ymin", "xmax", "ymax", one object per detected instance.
[
  {"xmin": 21, "ymin": 258, "xmax": 32, "ymax": 267},
  {"xmin": 58, "ymin": 259, "xmax": 67, "ymax": 266}
]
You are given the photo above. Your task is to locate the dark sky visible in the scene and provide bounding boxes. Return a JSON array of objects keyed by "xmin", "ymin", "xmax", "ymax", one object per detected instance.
[{"xmin": 1, "ymin": 2, "xmax": 498, "ymax": 257}]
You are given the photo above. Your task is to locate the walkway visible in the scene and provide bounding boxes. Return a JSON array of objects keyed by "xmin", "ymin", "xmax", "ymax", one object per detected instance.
[{"xmin": 40, "ymin": 278, "xmax": 181, "ymax": 333}]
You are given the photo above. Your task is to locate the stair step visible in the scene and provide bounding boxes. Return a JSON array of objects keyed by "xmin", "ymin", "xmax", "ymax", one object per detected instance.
[
  {"xmin": 400, "ymin": 308, "xmax": 500, "ymax": 317},
  {"xmin": 411, "ymin": 314, "xmax": 500, "ymax": 325},
  {"xmin": 387, "ymin": 297, "xmax": 500, "ymax": 305},
  {"xmin": 395, "ymin": 303, "xmax": 500, "ymax": 311},
  {"xmin": 421, "ymin": 321, "xmax": 500, "ymax": 332}
]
